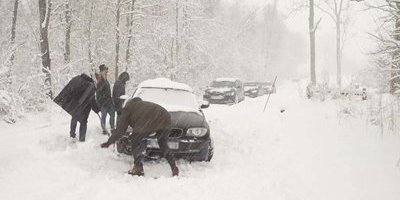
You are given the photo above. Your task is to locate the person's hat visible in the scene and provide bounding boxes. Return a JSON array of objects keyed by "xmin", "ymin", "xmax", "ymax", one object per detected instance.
[{"xmin": 99, "ymin": 64, "xmax": 108, "ymax": 72}]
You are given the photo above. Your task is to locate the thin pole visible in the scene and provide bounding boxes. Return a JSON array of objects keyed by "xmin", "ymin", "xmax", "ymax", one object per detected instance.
[{"xmin": 263, "ymin": 76, "xmax": 277, "ymax": 112}]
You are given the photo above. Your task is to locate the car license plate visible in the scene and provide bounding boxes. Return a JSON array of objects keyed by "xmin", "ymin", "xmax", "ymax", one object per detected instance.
[
  {"xmin": 147, "ymin": 139, "xmax": 179, "ymax": 150},
  {"xmin": 211, "ymin": 95, "xmax": 224, "ymax": 100}
]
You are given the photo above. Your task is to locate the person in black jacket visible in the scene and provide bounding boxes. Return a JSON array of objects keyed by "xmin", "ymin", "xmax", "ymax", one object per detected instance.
[
  {"xmin": 100, "ymin": 98, "xmax": 179, "ymax": 176},
  {"xmin": 112, "ymin": 72, "xmax": 130, "ymax": 123},
  {"xmin": 53, "ymin": 73, "xmax": 100, "ymax": 142},
  {"xmin": 96, "ymin": 64, "xmax": 115, "ymax": 134}
]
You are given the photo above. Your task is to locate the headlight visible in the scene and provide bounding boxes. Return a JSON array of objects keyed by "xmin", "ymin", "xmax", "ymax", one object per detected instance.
[
  {"xmin": 226, "ymin": 91, "xmax": 235, "ymax": 96},
  {"xmin": 187, "ymin": 128, "xmax": 208, "ymax": 137}
]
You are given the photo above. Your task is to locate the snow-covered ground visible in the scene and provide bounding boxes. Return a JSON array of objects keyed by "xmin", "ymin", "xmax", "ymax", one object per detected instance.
[{"xmin": 1, "ymin": 81, "xmax": 400, "ymax": 200}]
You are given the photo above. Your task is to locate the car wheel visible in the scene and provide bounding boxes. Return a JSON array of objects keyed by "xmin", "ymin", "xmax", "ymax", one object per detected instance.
[
  {"xmin": 204, "ymin": 139, "xmax": 214, "ymax": 161},
  {"xmin": 206, "ymin": 144, "xmax": 214, "ymax": 161},
  {"xmin": 192, "ymin": 139, "xmax": 214, "ymax": 162},
  {"xmin": 116, "ymin": 137, "xmax": 132, "ymax": 155}
]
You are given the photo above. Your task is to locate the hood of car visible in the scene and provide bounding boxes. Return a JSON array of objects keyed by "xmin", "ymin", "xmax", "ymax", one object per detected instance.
[{"xmin": 169, "ymin": 111, "xmax": 208, "ymax": 130}]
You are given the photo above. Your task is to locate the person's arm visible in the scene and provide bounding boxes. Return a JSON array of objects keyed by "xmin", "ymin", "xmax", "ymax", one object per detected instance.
[
  {"xmin": 101, "ymin": 106, "xmax": 131, "ymax": 147},
  {"xmin": 90, "ymin": 94, "xmax": 100, "ymax": 114},
  {"xmin": 112, "ymin": 83, "xmax": 121, "ymax": 108},
  {"xmin": 114, "ymin": 83, "xmax": 126, "ymax": 113}
]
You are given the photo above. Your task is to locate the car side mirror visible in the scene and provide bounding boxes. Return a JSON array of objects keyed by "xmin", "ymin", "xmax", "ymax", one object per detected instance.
[
  {"xmin": 119, "ymin": 94, "xmax": 130, "ymax": 100},
  {"xmin": 200, "ymin": 101, "xmax": 210, "ymax": 109}
]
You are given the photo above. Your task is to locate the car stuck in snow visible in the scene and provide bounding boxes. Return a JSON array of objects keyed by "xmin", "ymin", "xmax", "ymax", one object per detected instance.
[{"xmin": 117, "ymin": 78, "xmax": 214, "ymax": 162}]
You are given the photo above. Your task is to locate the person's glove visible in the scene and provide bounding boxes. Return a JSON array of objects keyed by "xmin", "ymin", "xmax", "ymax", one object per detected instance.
[{"xmin": 100, "ymin": 142, "xmax": 111, "ymax": 148}]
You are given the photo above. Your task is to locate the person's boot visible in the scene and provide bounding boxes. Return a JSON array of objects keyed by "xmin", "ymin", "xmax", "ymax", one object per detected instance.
[
  {"xmin": 68, "ymin": 136, "xmax": 77, "ymax": 144},
  {"xmin": 171, "ymin": 166, "xmax": 179, "ymax": 176},
  {"xmin": 128, "ymin": 165, "xmax": 144, "ymax": 176}
]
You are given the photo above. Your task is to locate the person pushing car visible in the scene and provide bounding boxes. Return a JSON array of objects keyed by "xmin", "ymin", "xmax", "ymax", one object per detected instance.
[{"xmin": 100, "ymin": 97, "xmax": 179, "ymax": 176}]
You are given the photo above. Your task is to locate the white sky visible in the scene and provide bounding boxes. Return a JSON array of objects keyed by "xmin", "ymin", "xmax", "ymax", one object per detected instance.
[
  {"xmin": 282, "ymin": 0, "xmax": 382, "ymax": 82},
  {"xmin": 228, "ymin": 0, "xmax": 381, "ymax": 82},
  {"xmin": 279, "ymin": 0, "xmax": 379, "ymax": 75}
]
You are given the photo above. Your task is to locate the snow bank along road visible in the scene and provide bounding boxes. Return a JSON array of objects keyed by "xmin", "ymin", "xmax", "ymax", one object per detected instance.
[{"xmin": 1, "ymin": 81, "xmax": 400, "ymax": 200}]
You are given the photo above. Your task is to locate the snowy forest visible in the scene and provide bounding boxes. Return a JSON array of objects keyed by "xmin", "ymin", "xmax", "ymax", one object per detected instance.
[
  {"xmin": 2, "ymin": 0, "xmax": 400, "ymax": 199},
  {"xmin": 0, "ymin": 0, "xmax": 304, "ymax": 118}
]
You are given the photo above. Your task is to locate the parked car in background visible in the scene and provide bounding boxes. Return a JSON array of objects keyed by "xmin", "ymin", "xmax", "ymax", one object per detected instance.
[
  {"xmin": 203, "ymin": 78, "xmax": 245, "ymax": 104},
  {"xmin": 306, "ymin": 83, "xmax": 367, "ymax": 101},
  {"xmin": 259, "ymin": 81, "xmax": 276, "ymax": 95},
  {"xmin": 333, "ymin": 88, "xmax": 367, "ymax": 101},
  {"xmin": 117, "ymin": 78, "xmax": 214, "ymax": 162},
  {"xmin": 244, "ymin": 82, "xmax": 261, "ymax": 98}
]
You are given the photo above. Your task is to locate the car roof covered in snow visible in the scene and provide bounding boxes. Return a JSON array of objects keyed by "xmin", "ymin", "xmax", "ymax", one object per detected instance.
[
  {"xmin": 214, "ymin": 77, "xmax": 239, "ymax": 82},
  {"xmin": 138, "ymin": 78, "xmax": 193, "ymax": 92}
]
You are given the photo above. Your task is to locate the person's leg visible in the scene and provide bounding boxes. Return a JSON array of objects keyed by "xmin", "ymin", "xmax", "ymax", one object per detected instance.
[
  {"xmin": 108, "ymin": 106, "xmax": 115, "ymax": 130},
  {"xmin": 128, "ymin": 133, "xmax": 148, "ymax": 176},
  {"xmin": 70, "ymin": 118, "xmax": 77, "ymax": 138},
  {"xmin": 157, "ymin": 129, "xmax": 178, "ymax": 176},
  {"xmin": 78, "ymin": 121, "xmax": 88, "ymax": 142},
  {"xmin": 116, "ymin": 114, "xmax": 121, "ymax": 126},
  {"xmin": 100, "ymin": 106, "xmax": 108, "ymax": 134}
]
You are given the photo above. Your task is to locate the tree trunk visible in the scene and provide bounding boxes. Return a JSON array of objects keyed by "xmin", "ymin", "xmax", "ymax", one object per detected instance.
[
  {"xmin": 309, "ymin": 0, "xmax": 316, "ymax": 86},
  {"xmin": 125, "ymin": 0, "xmax": 136, "ymax": 67},
  {"xmin": 175, "ymin": 0, "xmax": 180, "ymax": 67},
  {"xmin": 115, "ymin": 0, "xmax": 121, "ymax": 80},
  {"xmin": 87, "ymin": 4, "xmax": 94, "ymax": 73},
  {"xmin": 8, "ymin": 0, "xmax": 19, "ymax": 88},
  {"xmin": 391, "ymin": 3, "xmax": 400, "ymax": 94},
  {"xmin": 64, "ymin": 0, "xmax": 71, "ymax": 64},
  {"xmin": 183, "ymin": 0, "xmax": 190, "ymax": 63},
  {"xmin": 39, "ymin": 0, "xmax": 53, "ymax": 99},
  {"xmin": 336, "ymin": 19, "xmax": 342, "ymax": 88}
]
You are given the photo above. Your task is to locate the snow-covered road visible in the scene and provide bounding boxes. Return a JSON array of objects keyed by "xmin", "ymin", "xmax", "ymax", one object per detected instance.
[{"xmin": 1, "ymin": 81, "xmax": 400, "ymax": 200}]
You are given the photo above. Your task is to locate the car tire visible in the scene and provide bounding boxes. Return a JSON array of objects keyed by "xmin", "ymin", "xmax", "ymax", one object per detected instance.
[
  {"xmin": 203, "ymin": 139, "xmax": 214, "ymax": 162},
  {"xmin": 206, "ymin": 144, "xmax": 214, "ymax": 161},
  {"xmin": 116, "ymin": 137, "xmax": 132, "ymax": 155},
  {"xmin": 191, "ymin": 139, "xmax": 214, "ymax": 162}
]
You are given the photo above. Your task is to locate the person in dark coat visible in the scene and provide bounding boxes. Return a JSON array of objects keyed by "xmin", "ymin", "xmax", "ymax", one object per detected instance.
[
  {"xmin": 100, "ymin": 97, "xmax": 179, "ymax": 176},
  {"xmin": 112, "ymin": 72, "xmax": 130, "ymax": 123},
  {"xmin": 96, "ymin": 64, "xmax": 115, "ymax": 134},
  {"xmin": 53, "ymin": 73, "xmax": 100, "ymax": 142}
]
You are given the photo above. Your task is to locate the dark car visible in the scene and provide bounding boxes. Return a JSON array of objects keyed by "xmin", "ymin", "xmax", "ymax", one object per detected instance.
[
  {"xmin": 116, "ymin": 78, "xmax": 213, "ymax": 162},
  {"xmin": 259, "ymin": 81, "xmax": 276, "ymax": 95},
  {"xmin": 203, "ymin": 78, "xmax": 245, "ymax": 104},
  {"xmin": 244, "ymin": 82, "xmax": 261, "ymax": 98}
]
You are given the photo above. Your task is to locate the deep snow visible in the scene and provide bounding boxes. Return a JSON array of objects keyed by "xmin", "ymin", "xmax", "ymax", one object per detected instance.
[{"xmin": 1, "ymin": 81, "xmax": 400, "ymax": 200}]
